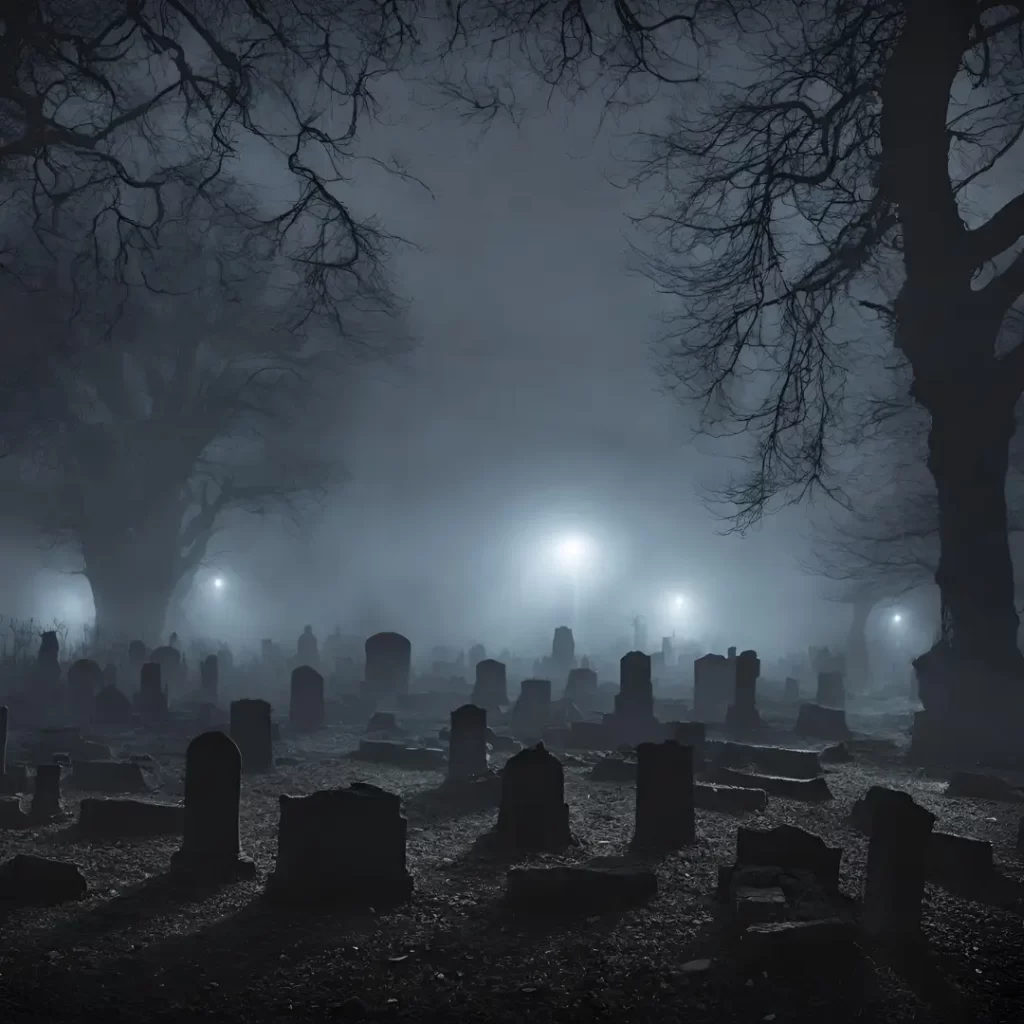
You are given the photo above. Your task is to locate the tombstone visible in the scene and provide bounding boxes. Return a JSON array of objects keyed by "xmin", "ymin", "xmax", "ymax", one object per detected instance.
[
  {"xmin": 138, "ymin": 662, "xmax": 167, "ymax": 717},
  {"xmin": 229, "ymin": 699, "xmax": 273, "ymax": 773},
  {"xmin": 611, "ymin": 651, "xmax": 660, "ymax": 744},
  {"xmin": 364, "ymin": 632, "xmax": 412, "ymax": 699},
  {"xmin": 297, "ymin": 626, "xmax": 320, "ymax": 669},
  {"xmin": 267, "ymin": 783, "xmax": 413, "ymax": 905},
  {"xmin": 862, "ymin": 787, "xmax": 936, "ymax": 943},
  {"xmin": 672, "ymin": 721, "xmax": 707, "ymax": 771},
  {"xmin": 511, "ymin": 678, "xmax": 552, "ymax": 735},
  {"xmin": 447, "ymin": 704, "xmax": 488, "ymax": 781},
  {"xmin": 471, "ymin": 659, "xmax": 508, "ymax": 709},
  {"xmin": 102, "ymin": 663, "xmax": 118, "ymax": 688},
  {"xmin": 816, "ymin": 670, "xmax": 846, "ymax": 709},
  {"xmin": 289, "ymin": 666, "xmax": 325, "ymax": 733},
  {"xmin": 563, "ymin": 667, "xmax": 598, "ymax": 711},
  {"xmin": 551, "ymin": 626, "xmax": 575, "ymax": 675},
  {"xmin": 631, "ymin": 741, "xmax": 695, "ymax": 852},
  {"xmin": 151, "ymin": 645, "xmax": 182, "ymax": 693},
  {"xmin": 128, "ymin": 639, "xmax": 147, "ymax": 670},
  {"xmin": 494, "ymin": 744, "xmax": 573, "ymax": 852},
  {"xmin": 67, "ymin": 659, "xmax": 103, "ymax": 725},
  {"xmin": 784, "ymin": 677, "xmax": 800, "ymax": 702},
  {"xmin": 694, "ymin": 653, "xmax": 733, "ymax": 723},
  {"xmin": 31, "ymin": 763, "xmax": 63, "ymax": 820},
  {"xmin": 200, "ymin": 655, "xmax": 219, "ymax": 701},
  {"xmin": 725, "ymin": 650, "xmax": 762, "ymax": 731},
  {"xmin": 795, "ymin": 702, "xmax": 850, "ymax": 740},
  {"xmin": 94, "ymin": 684, "xmax": 133, "ymax": 727},
  {"xmin": 662, "ymin": 636, "xmax": 674, "ymax": 666},
  {"xmin": 261, "ymin": 638, "xmax": 275, "ymax": 663},
  {"xmin": 170, "ymin": 732, "xmax": 255, "ymax": 880},
  {"xmin": 32, "ymin": 631, "xmax": 64, "ymax": 721},
  {"xmin": 468, "ymin": 643, "xmax": 487, "ymax": 666}
]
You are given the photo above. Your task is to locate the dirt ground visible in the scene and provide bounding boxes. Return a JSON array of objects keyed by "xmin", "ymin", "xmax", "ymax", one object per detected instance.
[{"xmin": 1, "ymin": 721, "xmax": 1023, "ymax": 1024}]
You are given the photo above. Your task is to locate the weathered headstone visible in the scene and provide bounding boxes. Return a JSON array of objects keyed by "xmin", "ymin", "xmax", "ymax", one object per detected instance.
[
  {"xmin": 631, "ymin": 741, "xmax": 695, "ymax": 852},
  {"xmin": 564, "ymin": 667, "xmax": 598, "ymax": 710},
  {"xmin": 267, "ymin": 783, "xmax": 413, "ymax": 905},
  {"xmin": 816, "ymin": 670, "xmax": 846, "ymax": 709},
  {"xmin": 612, "ymin": 651, "xmax": 660, "ymax": 744},
  {"xmin": 795, "ymin": 702, "xmax": 850, "ymax": 740},
  {"xmin": 0, "ymin": 854, "xmax": 87, "ymax": 904},
  {"xmin": 694, "ymin": 653, "xmax": 733, "ymax": 723},
  {"xmin": 32, "ymin": 632, "xmax": 64, "ymax": 724},
  {"xmin": 512, "ymin": 678, "xmax": 552, "ymax": 735},
  {"xmin": 138, "ymin": 662, "xmax": 167, "ymax": 718},
  {"xmin": 551, "ymin": 626, "xmax": 575, "ymax": 678},
  {"xmin": 170, "ymin": 731, "xmax": 255, "ymax": 880},
  {"xmin": 79, "ymin": 798, "xmax": 184, "ymax": 837},
  {"xmin": 200, "ymin": 655, "xmax": 219, "ymax": 701},
  {"xmin": 448, "ymin": 704, "xmax": 488, "ymax": 781},
  {"xmin": 289, "ymin": 665, "xmax": 325, "ymax": 733},
  {"xmin": 861, "ymin": 786, "xmax": 935, "ymax": 942},
  {"xmin": 296, "ymin": 626, "xmax": 320, "ymax": 669},
  {"xmin": 471, "ymin": 658, "xmax": 508, "ymax": 709},
  {"xmin": 734, "ymin": 824, "xmax": 842, "ymax": 892},
  {"xmin": 230, "ymin": 699, "xmax": 273, "ymax": 774},
  {"xmin": 673, "ymin": 721, "xmax": 707, "ymax": 771},
  {"xmin": 67, "ymin": 659, "xmax": 103, "ymax": 725},
  {"xmin": 725, "ymin": 650, "xmax": 762, "ymax": 731},
  {"xmin": 364, "ymin": 632, "xmax": 412, "ymax": 699},
  {"xmin": 151, "ymin": 645, "xmax": 182, "ymax": 694},
  {"xmin": 494, "ymin": 743, "xmax": 573, "ymax": 852},
  {"xmin": 31, "ymin": 763, "xmax": 63, "ymax": 820}
]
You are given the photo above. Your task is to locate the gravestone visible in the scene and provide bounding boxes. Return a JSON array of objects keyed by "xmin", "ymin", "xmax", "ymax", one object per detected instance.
[
  {"xmin": 564, "ymin": 667, "xmax": 598, "ymax": 711},
  {"xmin": 471, "ymin": 659, "xmax": 508, "ymax": 709},
  {"xmin": 289, "ymin": 666, "xmax": 325, "ymax": 733},
  {"xmin": 0, "ymin": 705, "xmax": 7, "ymax": 781},
  {"xmin": 448, "ymin": 704, "xmax": 488, "ymax": 780},
  {"xmin": 795, "ymin": 702, "xmax": 850, "ymax": 740},
  {"xmin": 296, "ymin": 626, "xmax": 320, "ymax": 670},
  {"xmin": 468, "ymin": 643, "xmax": 487, "ymax": 667},
  {"xmin": 512, "ymin": 679, "xmax": 552, "ymax": 736},
  {"xmin": 230, "ymin": 699, "xmax": 273, "ymax": 774},
  {"xmin": 631, "ymin": 741, "xmax": 696, "ymax": 852},
  {"xmin": 267, "ymin": 783, "xmax": 413, "ymax": 905},
  {"xmin": 364, "ymin": 632, "xmax": 412, "ymax": 699},
  {"xmin": 816, "ymin": 671, "xmax": 846, "ymax": 709},
  {"xmin": 861, "ymin": 786, "xmax": 936, "ymax": 942},
  {"xmin": 79, "ymin": 798, "xmax": 184, "ymax": 837},
  {"xmin": 784, "ymin": 677, "xmax": 800, "ymax": 702},
  {"xmin": 494, "ymin": 743, "xmax": 573, "ymax": 852},
  {"xmin": 67, "ymin": 659, "xmax": 103, "ymax": 725},
  {"xmin": 31, "ymin": 763, "xmax": 63, "ymax": 820},
  {"xmin": 725, "ymin": 650, "xmax": 762, "ymax": 731},
  {"xmin": 612, "ymin": 651, "xmax": 660, "ymax": 744},
  {"xmin": 170, "ymin": 732, "xmax": 255, "ymax": 880},
  {"xmin": 551, "ymin": 626, "xmax": 575, "ymax": 679},
  {"xmin": 672, "ymin": 722, "xmax": 707, "ymax": 771},
  {"xmin": 128, "ymin": 639, "xmax": 147, "ymax": 670},
  {"xmin": 33, "ymin": 631, "xmax": 64, "ymax": 723},
  {"xmin": 200, "ymin": 655, "xmax": 219, "ymax": 702},
  {"xmin": 735, "ymin": 824, "xmax": 842, "ymax": 892},
  {"xmin": 138, "ymin": 663, "xmax": 167, "ymax": 718},
  {"xmin": 151, "ymin": 645, "xmax": 182, "ymax": 694},
  {"xmin": 94, "ymin": 684, "xmax": 133, "ymax": 726},
  {"xmin": 694, "ymin": 653, "xmax": 733, "ymax": 723}
]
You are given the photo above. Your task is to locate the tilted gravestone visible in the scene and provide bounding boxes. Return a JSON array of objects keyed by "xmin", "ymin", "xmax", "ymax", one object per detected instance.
[
  {"xmin": 94, "ymin": 683, "xmax": 133, "ymax": 726},
  {"xmin": 631, "ymin": 740, "xmax": 696, "ymax": 852},
  {"xmin": 267, "ymin": 783, "xmax": 413, "ymax": 905},
  {"xmin": 230, "ymin": 699, "xmax": 273, "ymax": 774},
  {"xmin": 861, "ymin": 786, "xmax": 936, "ymax": 943},
  {"xmin": 170, "ymin": 731, "xmax": 255, "ymax": 881},
  {"xmin": 494, "ymin": 743, "xmax": 573, "ymax": 852},
  {"xmin": 31, "ymin": 763, "xmax": 64, "ymax": 821},
  {"xmin": 725, "ymin": 650, "xmax": 762, "ymax": 732},
  {"xmin": 447, "ymin": 704, "xmax": 488, "ymax": 781},
  {"xmin": 512, "ymin": 679, "xmax": 552, "ymax": 736},
  {"xmin": 471, "ymin": 659, "xmax": 508, "ymax": 709},
  {"xmin": 564, "ymin": 666, "xmax": 598, "ymax": 711}
]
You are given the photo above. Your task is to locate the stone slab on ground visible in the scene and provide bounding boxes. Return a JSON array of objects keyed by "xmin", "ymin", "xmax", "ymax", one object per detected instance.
[
  {"xmin": 68, "ymin": 760, "xmax": 153, "ymax": 794},
  {"xmin": 505, "ymin": 861, "xmax": 657, "ymax": 913},
  {"xmin": 708, "ymin": 740, "xmax": 823, "ymax": 779},
  {"xmin": 712, "ymin": 766, "xmax": 833, "ymax": 802},
  {"xmin": 0, "ymin": 854, "xmax": 88, "ymax": 904},
  {"xmin": 695, "ymin": 782, "xmax": 768, "ymax": 813},
  {"xmin": 78, "ymin": 797, "xmax": 184, "ymax": 837}
]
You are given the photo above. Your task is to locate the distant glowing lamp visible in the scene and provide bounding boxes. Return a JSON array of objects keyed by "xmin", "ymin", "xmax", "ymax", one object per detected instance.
[
  {"xmin": 212, "ymin": 576, "xmax": 225, "ymax": 591},
  {"xmin": 554, "ymin": 534, "xmax": 591, "ymax": 572},
  {"xmin": 891, "ymin": 612, "xmax": 902, "ymax": 625}
]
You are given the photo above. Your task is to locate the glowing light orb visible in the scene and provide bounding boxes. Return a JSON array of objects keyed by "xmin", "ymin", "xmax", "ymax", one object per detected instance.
[
  {"xmin": 891, "ymin": 613, "xmax": 902, "ymax": 624},
  {"xmin": 554, "ymin": 534, "xmax": 591, "ymax": 571},
  {"xmin": 212, "ymin": 577, "xmax": 225, "ymax": 590}
]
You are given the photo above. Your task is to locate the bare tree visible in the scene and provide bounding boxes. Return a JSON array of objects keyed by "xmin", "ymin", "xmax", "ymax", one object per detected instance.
[
  {"xmin": 0, "ymin": 0, "xmax": 430, "ymax": 328},
  {"xmin": 13, "ymin": 187, "xmax": 402, "ymax": 645}
]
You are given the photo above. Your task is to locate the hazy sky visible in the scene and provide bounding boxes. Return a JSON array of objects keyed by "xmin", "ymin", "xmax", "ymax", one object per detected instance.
[{"xmin": 8, "ymin": 84, "xmax": 853, "ymax": 658}]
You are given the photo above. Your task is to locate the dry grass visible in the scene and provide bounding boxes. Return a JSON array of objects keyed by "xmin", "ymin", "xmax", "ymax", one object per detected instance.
[{"xmin": 1, "ymin": 723, "xmax": 1023, "ymax": 1024}]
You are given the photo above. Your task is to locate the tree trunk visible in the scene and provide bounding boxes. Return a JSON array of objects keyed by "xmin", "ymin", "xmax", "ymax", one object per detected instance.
[
  {"xmin": 926, "ymin": 398, "xmax": 1022, "ymax": 680},
  {"xmin": 845, "ymin": 596, "xmax": 874, "ymax": 693},
  {"xmin": 87, "ymin": 558, "xmax": 175, "ymax": 649}
]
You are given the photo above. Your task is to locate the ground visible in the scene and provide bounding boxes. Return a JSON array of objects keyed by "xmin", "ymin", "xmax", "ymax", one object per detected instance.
[{"xmin": 1, "ymin": 721, "xmax": 1023, "ymax": 1024}]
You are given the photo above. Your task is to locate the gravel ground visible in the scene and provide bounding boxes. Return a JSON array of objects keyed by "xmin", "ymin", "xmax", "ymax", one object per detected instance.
[{"xmin": 1, "ymin": 722, "xmax": 1023, "ymax": 1024}]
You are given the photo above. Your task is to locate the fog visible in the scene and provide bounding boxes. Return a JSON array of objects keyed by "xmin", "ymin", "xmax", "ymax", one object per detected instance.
[{"xmin": 2, "ymin": 87, "xmax": 851, "ymax": 660}]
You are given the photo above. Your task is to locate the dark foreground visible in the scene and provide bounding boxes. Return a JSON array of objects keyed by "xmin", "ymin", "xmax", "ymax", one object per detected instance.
[{"xmin": 1, "ymin": 728, "xmax": 1023, "ymax": 1024}]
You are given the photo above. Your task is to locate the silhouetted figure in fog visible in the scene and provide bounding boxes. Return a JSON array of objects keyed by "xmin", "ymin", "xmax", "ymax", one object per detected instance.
[{"xmin": 297, "ymin": 626, "xmax": 320, "ymax": 669}]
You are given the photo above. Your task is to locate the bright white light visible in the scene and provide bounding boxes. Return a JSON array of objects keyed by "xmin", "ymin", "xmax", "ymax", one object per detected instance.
[
  {"xmin": 554, "ymin": 534, "xmax": 591, "ymax": 571},
  {"xmin": 673, "ymin": 594, "xmax": 685, "ymax": 609},
  {"xmin": 212, "ymin": 577, "xmax": 225, "ymax": 591},
  {"xmin": 891, "ymin": 613, "xmax": 902, "ymax": 625}
]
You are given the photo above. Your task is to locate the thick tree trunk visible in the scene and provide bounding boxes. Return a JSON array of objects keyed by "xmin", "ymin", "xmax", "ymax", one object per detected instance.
[
  {"xmin": 845, "ymin": 596, "xmax": 874, "ymax": 693},
  {"xmin": 926, "ymin": 399, "xmax": 1022, "ymax": 679},
  {"xmin": 87, "ymin": 559, "xmax": 175, "ymax": 649}
]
